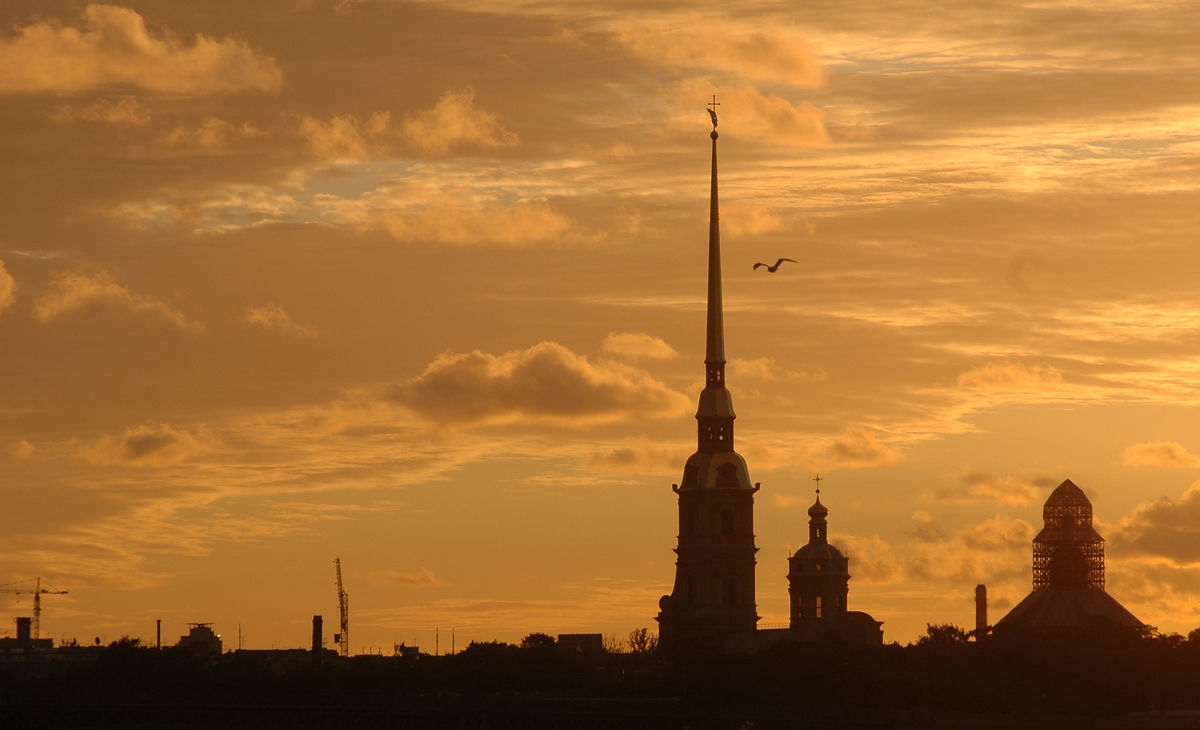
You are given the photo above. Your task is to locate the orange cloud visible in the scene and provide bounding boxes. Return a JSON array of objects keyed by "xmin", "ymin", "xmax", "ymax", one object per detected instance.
[
  {"xmin": 838, "ymin": 534, "xmax": 902, "ymax": 584},
  {"xmin": 1122, "ymin": 441, "xmax": 1200, "ymax": 468},
  {"xmin": 586, "ymin": 442, "xmax": 684, "ymax": 474},
  {"xmin": 299, "ymin": 89, "xmax": 516, "ymax": 161},
  {"xmin": 672, "ymin": 79, "xmax": 828, "ymax": 146},
  {"xmin": 0, "ymin": 259, "xmax": 14, "ymax": 313},
  {"xmin": 812, "ymin": 426, "xmax": 900, "ymax": 469},
  {"xmin": 905, "ymin": 515, "xmax": 1034, "ymax": 584},
  {"xmin": 162, "ymin": 117, "xmax": 260, "ymax": 150},
  {"xmin": 730, "ymin": 357, "xmax": 827, "ymax": 383},
  {"xmin": 956, "ymin": 362, "xmax": 1063, "ymax": 390},
  {"xmin": 615, "ymin": 16, "xmax": 824, "ymax": 86},
  {"xmin": 34, "ymin": 271, "xmax": 201, "ymax": 331},
  {"xmin": 722, "ymin": 203, "xmax": 783, "ymax": 236},
  {"xmin": 298, "ymin": 112, "xmax": 391, "ymax": 161},
  {"xmin": 77, "ymin": 422, "xmax": 216, "ymax": 466},
  {"xmin": 49, "ymin": 97, "xmax": 149, "ymax": 125},
  {"xmin": 328, "ymin": 187, "xmax": 573, "ymax": 246},
  {"xmin": 600, "ymin": 332, "xmax": 679, "ymax": 360},
  {"xmin": 242, "ymin": 303, "xmax": 318, "ymax": 338},
  {"xmin": 389, "ymin": 341, "xmax": 690, "ymax": 426},
  {"xmin": 1110, "ymin": 482, "xmax": 1200, "ymax": 564},
  {"xmin": 400, "ymin": 87, "xmax": 519, "ymax": 156},
  {"xmin": 0, "ymin": 4, "xmax": 282, "ymax": 94},
  {"xmin": 933, "ymin": 471, "xmax": 1042, "ymax": 506}
]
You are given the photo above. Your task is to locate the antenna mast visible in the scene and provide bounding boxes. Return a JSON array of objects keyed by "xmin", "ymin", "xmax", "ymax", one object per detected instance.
[{"xmin": 333, "ymin": 557, "xmax": 349, "ymax": 657}]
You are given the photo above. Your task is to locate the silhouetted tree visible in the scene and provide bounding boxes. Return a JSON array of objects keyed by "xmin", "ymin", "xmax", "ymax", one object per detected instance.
[
  {"xmin": 628, "ymin": 627, "xmax": 658, "ymax": 654},
  {"xmin": 602, "ymin": 633, "xmax": 625, "ymax": 653},
  {"xmin": 519, "ymin": 632, "xmax": 556, "ymax": 649},
  {"xmin": 912, "ymin": 623, "xmax": 970, "ymax": 647}
]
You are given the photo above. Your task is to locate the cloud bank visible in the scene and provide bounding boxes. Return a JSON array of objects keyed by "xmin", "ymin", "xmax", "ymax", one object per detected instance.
[
  {"xmin": 0, "ymin": 4, "xmax": 282, "ymax": 94},
  {"xmin": 389, "ymin": 341, "xmax": 690, "ymax": 426}
]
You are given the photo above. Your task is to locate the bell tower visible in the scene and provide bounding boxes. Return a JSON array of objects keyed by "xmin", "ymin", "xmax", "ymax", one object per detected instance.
[{"xmin": 656, "ymin": 104, "xmax": 760, "ymax": 647}]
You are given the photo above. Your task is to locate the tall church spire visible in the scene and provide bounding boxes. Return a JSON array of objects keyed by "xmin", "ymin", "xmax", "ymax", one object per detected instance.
[
  {"xmin": 706, "ymin": 124, "xmax": 725, "ymax": 370},
  {"xmin": 657, "ymin": 103, "xmax": 759, "ymax": 647},
  {"xmin": 695, "ymin": 105, "xmax": 736, "ymax": 454}
]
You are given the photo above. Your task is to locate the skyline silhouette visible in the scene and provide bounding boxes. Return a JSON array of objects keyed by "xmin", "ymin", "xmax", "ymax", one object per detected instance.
[{"xmin": 4, "ymin": 1, "xmax": 1200, "ymax": 651}]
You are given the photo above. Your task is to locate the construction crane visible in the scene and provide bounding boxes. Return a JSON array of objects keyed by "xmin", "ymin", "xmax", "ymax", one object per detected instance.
[
  {"xmin": 0, "ymin": 577, "xmax": 68, "ymax": 639},
  {"xmin": 333, "ymin": 557, "xmax": 349, "ymax": 657}
]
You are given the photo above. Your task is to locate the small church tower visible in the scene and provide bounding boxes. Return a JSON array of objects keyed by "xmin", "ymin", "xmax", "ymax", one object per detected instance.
[
  {"xmin": 786, "ymin": 478, "xmax": 883, "ymax": 645},
  {"xmin": 788, "ymin": 483, "xmax": 849, "ymax": 626},
  {"xmin": 656, "ymin": 106, "xmax": 760, "ymax": 647}
]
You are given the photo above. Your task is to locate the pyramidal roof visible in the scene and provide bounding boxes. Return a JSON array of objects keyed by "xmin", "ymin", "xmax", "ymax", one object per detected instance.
[{"xmin": 1045, "ymin": 478, "xmax": 1090, "ymax": 507}]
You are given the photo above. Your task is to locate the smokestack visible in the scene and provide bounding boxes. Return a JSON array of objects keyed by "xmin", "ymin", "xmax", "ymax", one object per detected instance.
[
  {"xmin": 16, "ymin": 617, "xmax": 31, "ymax": 646},
  {"xmin": 975, "ymin": 584, "xmax": 987, "ymax": 636},
  {"xmin": 156, "ymin": 619, "xmax": 162, "ymax": 650},
  {"xmin": 312, "ymin": 615, "xmax": 323, "ymax": 668}
]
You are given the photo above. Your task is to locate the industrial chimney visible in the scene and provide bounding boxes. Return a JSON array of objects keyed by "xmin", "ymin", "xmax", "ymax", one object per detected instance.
[{"xmin": 975, "ymin": 584, "xmax": 988, "ymax": 637}]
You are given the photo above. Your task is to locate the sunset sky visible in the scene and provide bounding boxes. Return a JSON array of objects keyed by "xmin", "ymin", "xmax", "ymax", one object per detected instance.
[{"xmin": 4, "ymin": 0, "xmax": 1200, "ymax": 651}]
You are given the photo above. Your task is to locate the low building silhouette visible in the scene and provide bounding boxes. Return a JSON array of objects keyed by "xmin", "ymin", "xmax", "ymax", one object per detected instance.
[
  {"xmin": 0, "ymin": 617, "xmax": 53, "ymax": 651},
  {"xmin": 994, "ymin": 479, "xmax": 1143, "ymax": 634},
  {"xmin": 176, "ymin": 622, "xmax": 222, "ymax": 657}
]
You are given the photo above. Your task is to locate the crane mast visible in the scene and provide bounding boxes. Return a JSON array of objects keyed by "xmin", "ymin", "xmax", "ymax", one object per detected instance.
[
  {"xmin": 0, "ymin": 577, "xmax": 68, "ymax": 639},
  {"xmin": 333, "ymin": 557, "xmax": 349, "ymax": 657}
]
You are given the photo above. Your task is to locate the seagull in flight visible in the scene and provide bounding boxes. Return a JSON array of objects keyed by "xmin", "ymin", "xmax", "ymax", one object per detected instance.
[{"xmin": 753, "ymin": 258, "xmax": 796, "ymax": 273}]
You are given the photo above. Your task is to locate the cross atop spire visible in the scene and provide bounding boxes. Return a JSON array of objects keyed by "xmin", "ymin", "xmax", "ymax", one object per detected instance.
[
  {"xmin": 813, "ymin": 473, "xmax": 822, "ymax": 496},
  {"xmin": 707, "ymin": 95, "xmax": 720, "ymax": 130}
]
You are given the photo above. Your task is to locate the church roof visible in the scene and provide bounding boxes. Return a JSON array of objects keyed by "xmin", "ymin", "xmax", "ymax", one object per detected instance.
[
  {"xmin": 1045, "ymin": 478, "xmax": 1090, "ymax": 507},
  {"xmin": 994, "ymin": 588, "xmax": 1143, "ymax": 632},
  {"xmin": 791, "ymin": 541, "xmax": 846, "ymax": 567}
]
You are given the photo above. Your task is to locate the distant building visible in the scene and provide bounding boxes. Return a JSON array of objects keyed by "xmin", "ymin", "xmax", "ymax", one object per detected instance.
[
  {"xmin": 785, "ymin": 489, "xmax": 883, "ymax": 646},
  {"xmin": 994, "ymin": 479, "xmax": 1144, "ymax": 634},
  {"xmin": 176, "ymin": 622, "xmax": 223, "ymax": 657},
  {"xmin": 656, "ymin": 116, "xmax": 759, "ymax": 647},
  {"xmin": 0, "ymin": 617, "xmax": 53, "ymax": 651},
  {"xmin": 557, "ymin": 633, "xmax": 604, "ymax": 655}
]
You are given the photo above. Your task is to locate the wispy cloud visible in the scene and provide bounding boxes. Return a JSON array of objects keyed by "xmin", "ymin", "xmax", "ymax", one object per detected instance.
[
  {"xmin": 957, "ymin": 362, "xmax": 1063, "ymax": 390},
  {"xmin": 242, "ymin": 303, "xmax": 318, "ymax": 338},
  {"xmin": 0, "ymin": 4, "xmax": 282, "ymax": 94},
  {"xmin": 932, "ymin": 470, "xmax": 1042, "ymax": 506},
  {"xmin": 49, "ymin": 98, "xmax": 150, "ymax": 126},
  {"xmin": 370, "ymin": 568, "xmax": 445, "ymax": 586},
  {"xmin": 600, "ymin": 332, "xmax": 678, "ymax": 360},
  {"xmin": 614, "ymin": 16, "xmax": 824, "ymax": 87},
  {"xmin": 34, "ymin": 271, "xmax": 201, "ymax": 331},
  {"xmin": 76, "ymin": 422, "xmax": 217, "ymax": 466}
]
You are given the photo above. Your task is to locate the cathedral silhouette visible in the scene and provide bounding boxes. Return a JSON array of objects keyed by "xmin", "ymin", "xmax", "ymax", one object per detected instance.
[{"xmin": 656, "ymin": 114, "xmax": 881, "ymax": 650}]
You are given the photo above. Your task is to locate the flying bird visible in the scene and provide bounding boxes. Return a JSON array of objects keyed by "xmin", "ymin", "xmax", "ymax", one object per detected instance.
[
  {"xmin": 753, "ymin": 258, "xmax": 796, "ymax": 273},
  {"xmin": 706, "ymin": 107, "xmax": 718, "ymax": 127}
]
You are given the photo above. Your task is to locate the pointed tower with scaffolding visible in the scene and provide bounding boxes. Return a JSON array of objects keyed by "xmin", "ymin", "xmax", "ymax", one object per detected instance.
[
  {"xmin": 995, "ymin": 479, "xmax": 1143, "ymax": 634},
  {"xmin": 656, "ymin": 105, "xmax": 760, "ymax": 647}
]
